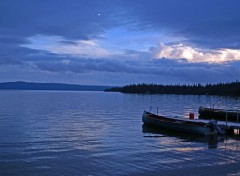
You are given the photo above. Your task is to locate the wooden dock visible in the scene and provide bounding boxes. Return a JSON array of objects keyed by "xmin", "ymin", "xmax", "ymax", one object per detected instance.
[
  {"xmin": 218, "ymin": 121, "xmax": 240, "ymax": 134},
  {"xmin": 195, "ymin": 119, "xmax": 240, "ymax": 134}
]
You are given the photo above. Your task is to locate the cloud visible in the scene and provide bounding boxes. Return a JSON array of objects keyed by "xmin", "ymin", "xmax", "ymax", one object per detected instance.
[
  {"xmin": 2, "ymin": 0, "xmax": 240, "ymax": 55},
  {"xmin": 0, "ymin": 0, "xmax": 125, "ymax": 41},
  {"xmin": 151, "ymin": 43, "xmax": 240, "ymax": 63},
  {"xmin": 33, "ymin": 55, "xmax": 240, "ymax": 84},
  {"xmin": 1, "ymin": 43, "xmax": 239, "ymax": 84},
  {"xmin": 0, "ymin": 44, "xmax": 40, "ymax": 66},
  {"xmin": 1, "ymin": 0, "xmax": 240, "ymax": 85},
  {"xmin": 36, "ymin": 58, "xmax": 135, "ymax": 74},
  {"xmin": 116, "ymin": 0, "xmax": 240, "ymax": 49},
  {"xmin": 22, "ymin": 35, "xmax": 117, "ymax": 58},
  {"xmin": 2, "ymin": 0, "xmax": 240, "ymax": 50}
]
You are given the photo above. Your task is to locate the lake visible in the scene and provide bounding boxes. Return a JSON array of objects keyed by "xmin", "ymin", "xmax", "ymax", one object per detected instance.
[{"xmin": 0, "ymin": 91, "xmax": 240, "ymax": 175}]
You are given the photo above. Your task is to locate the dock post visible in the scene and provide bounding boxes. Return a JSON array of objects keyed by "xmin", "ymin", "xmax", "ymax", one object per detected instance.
[
  {"xmin": 237, "ymin": 110, "xmax": 239, "ymax": 123},
  {"xmin": 225, "ymin": 112, "xmax": 228, "ymax": 127},
  {"xmin": 227, "ymin": 129, "xmax": 235, "ymax": 135}
]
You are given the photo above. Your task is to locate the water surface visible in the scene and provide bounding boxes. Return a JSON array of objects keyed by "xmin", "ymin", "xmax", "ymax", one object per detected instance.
[{"xmin": 0, "ymin": 91, "xmax": 240, "ymax": 175}]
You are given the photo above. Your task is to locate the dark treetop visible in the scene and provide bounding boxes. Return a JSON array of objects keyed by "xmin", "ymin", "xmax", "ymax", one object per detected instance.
[{"xmin": 105, "ymin": 82, "xmax": 240, "ymax": 96}]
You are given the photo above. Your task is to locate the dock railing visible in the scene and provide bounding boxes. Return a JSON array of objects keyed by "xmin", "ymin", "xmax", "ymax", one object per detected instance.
[
  {"xmin": 224, "ymin": 109, "xmax": 240, "ymax": 124},
  {"xmin": 225, "ymin": 112, "xmax": 228, "ymax": 127},
  {"xmin": 237, "ymin": 110, "xmax": 239, "ymax": 123}
]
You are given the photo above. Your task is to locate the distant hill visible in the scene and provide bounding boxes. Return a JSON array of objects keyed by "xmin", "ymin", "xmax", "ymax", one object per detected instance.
[{"xmin": 0, "ymin": 81, "xmax": 112, "ymax": 91}]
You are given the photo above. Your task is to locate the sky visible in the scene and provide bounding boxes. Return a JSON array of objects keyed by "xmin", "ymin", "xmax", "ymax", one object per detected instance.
[{"xmin": 1, "ymin": 0, "xmax": 240, "ymax": 86}]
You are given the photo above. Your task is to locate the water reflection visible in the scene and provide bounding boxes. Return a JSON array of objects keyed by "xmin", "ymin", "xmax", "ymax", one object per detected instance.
[
  {"xmin": 142, "ymin": 124, "xmax": 224, "ymax": 149},
  {"xmin": 1, "ymin": 91, "xmax": 240, "ymax": 175}
]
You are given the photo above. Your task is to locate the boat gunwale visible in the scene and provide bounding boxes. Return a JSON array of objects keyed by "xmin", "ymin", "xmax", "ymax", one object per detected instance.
[
  {"xmin": 199, "ymin": 106, "xmax": 240, "ymax": 113},
  {"xmin": 144, "ymin": 111, "xmax": 207, "ymax": 127}
]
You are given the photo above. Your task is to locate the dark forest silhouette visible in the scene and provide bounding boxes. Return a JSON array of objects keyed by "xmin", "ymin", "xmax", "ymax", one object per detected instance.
[{"xmin": 105, "ymin": 81, "xmax": 240, "ymax": 96}]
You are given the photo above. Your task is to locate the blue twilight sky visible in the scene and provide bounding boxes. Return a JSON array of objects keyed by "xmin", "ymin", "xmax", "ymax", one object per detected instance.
[{"xmin": 1, "ymin": 0, "xmax": 240, "ymax": 86}]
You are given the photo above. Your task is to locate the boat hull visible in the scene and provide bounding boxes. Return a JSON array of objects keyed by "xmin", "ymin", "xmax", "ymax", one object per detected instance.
[
  {"xmin": 198, "ymin": 106, "xmax": 240, "ymax": 123},
  {"xmin": 142, "ymin": 111, "xmax": 217, "ymax": 135}
]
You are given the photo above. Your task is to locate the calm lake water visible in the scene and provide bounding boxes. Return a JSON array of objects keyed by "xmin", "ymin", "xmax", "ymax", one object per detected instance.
[{"xmin": 0, "ymin": 91, "xmax": 240, "ymax": 176}]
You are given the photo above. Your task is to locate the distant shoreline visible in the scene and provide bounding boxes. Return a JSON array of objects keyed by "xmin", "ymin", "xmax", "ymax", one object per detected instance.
[
  {"xmin": 0, "ymin": 81, "xmax": 112, "ymax": 91},
  {"xmin": 105, "ymin": 82, "xmax": 240, "ymax": 97}
]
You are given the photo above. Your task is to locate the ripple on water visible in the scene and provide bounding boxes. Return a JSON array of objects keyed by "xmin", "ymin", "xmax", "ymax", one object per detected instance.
[{"xmin": 0, "ymin": 91, "xmax": 240, "ymax": 175}]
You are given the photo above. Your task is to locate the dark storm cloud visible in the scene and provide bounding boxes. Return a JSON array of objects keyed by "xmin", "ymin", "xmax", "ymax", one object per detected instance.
[
  {"xmin": 59, "ymin": 41, "xmax": 78, "ymax": 46},
  {"xmin": 36, "ymin": 58, "xmax": 137, "ymax": 74},
  {"xmin": 0, "ymin": 35, "xmax": 31, "ymax": 65},
  {"xmin": 34, "ymin": 56, "xmax": 240, "ymax": 84},
  {"xmin": 0, "ymin": 57, "xmax": 22, "ymax": 65},
  {"xmin": 125, "ymin": 0, "xmax": 237, "ymax": 49},
  {"xmin": 144, "ymin": 59, "xmax": 239, "ymax": 83},
  {"xmin": 0, "ymin": 36, "xmax": 28, "ymax": 45},
  {"xmin": 0, "ymin": 44, "xmax": 31, "ymax": 65},
  {"xmin": 0, "ymin": 0, "xmax": 124, "ymax": 40},
  {"xmin": 0, "ymin": 41, "xmax": 54, "ymax": 66},
  {"xmin": 1, "ymin": 0, "xmax": 240, "ymax": 49},
  {"xmin": 118, "ymin": 0, "xmax": 240, "ymax": 49},
  {"xmin": 1, "ymin": 0, "xmax": 240, "ymax": 84}
]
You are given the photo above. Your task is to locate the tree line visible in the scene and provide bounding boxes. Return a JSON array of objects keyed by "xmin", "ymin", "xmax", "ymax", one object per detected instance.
[{"xmin": 105, "ymin": 81, "xmax": 240, "ymax": 96}]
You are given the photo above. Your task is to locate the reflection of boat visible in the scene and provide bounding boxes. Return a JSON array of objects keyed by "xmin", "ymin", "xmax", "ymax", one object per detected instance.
[
  {"xmin": 199, "ymin": 106, "xmax": 240, "ymax": 123},
  {"xmin": 142, "ymin": 111, "xmax": 220, "ymax": 135},
  {"xmin": 142, "ymin": 124, "xmax": 220, "ymax": 149}
]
